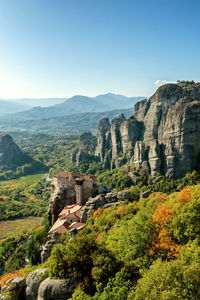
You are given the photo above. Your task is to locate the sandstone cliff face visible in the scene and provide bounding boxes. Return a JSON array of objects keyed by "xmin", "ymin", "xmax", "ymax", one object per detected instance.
[
  {"xmin": 95, "ymin": 82, "xmax": 200, "ymax": 177},
  {"xmin": 95, "ymin": 118, "xmax": 111, "ymax": 168},
  {"xmin": 95, "ymin": 114, "xmax": 143, "ymax": 168},
  {"xmin": 0, "ymin": 134, "xmax": 30, "ymax": 170}
]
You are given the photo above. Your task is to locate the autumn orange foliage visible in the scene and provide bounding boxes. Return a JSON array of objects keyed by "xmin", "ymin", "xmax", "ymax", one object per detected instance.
[
  {"xmin": 152, "ymin": 204, "xmax": 171, "ymax": 224},
  {"xmin": 29, "ymin": 194, "xmax": 36, "ymax": 201},
  {"xmin": 96, "ymin": 233, "xmax": 102, "ymax": 241},
  {"xmin": 118, "ymin": 206, "xmax": 127, "ymax": 215},
  {"xmin": 178, "ymin": 186, "xmax": 192, "ymax": 202},
  {"xmin": 93, "ymin": 207, "xmax": 103, "ymax": 218},
  {"xmin": 157, "ymin": 193, "xmax": 168, "ymax": 202},
  {"xmin": 149, "ymin": 193, "xmax": 156, "ymax": 199},
  {"xmin": 1, "ymin": 195, "xmax": 8, "ymax": 201},
  {"xmin": 7, "ymin": 183, "xmax": 19, "ymax": 189},
  {"xmin": 0, "ymin": 270, "xmax": 24, "ymax": 287},
  {"xmin": 149, "ymin": 228, "xmax": 179, "ymax": 259}
]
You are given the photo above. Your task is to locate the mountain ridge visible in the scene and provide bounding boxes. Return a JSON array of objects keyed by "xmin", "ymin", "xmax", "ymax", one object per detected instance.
[
  {"xmin": 0, "ymin": 99, "xmax": 31, "ymax": 116},
  {"xmin": 0, "ymin": 108, "xmax": 134, "ymax": 135},
  {"xmin": 1, "ymin": 93, "xmax": 145, "ymax": 120}
]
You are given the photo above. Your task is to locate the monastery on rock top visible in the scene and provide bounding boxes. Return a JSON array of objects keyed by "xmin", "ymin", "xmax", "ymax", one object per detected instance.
[{"xmin": 49, "ymin": 171, "xmax": 97, "ymax": 235}]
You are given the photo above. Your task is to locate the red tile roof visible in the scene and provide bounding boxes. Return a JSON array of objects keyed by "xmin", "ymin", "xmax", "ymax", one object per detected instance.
[
  {"xmin": 65, "ymin": 212, "xmax": 80, "ymax": 219},
  {"xmin": 48, "ymin": 219, "xmax": 69, "ymax": 234},
  {"xmin": 68, "ymin": 222, "xmax": 86, "ymax": 230},
  {"xmin": 54, "ymin": 171, "xmax": 84, "ymax": 179},
  {"xmin": 59, "ymin": 205, "xmax": 82, "ymax": 217},
  {"xmin": 53, "ymin": 171, "xmax": 97, "ymax": 181}
]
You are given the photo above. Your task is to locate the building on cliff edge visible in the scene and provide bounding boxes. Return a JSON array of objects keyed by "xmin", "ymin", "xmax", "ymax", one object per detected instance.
[
  {"xmin": 49, "ymin": 204, "xmax": 86, "ymax": 235},
  {"xmin": 49, "ymin": 171, "xmax": 97, "ymax": 234}
]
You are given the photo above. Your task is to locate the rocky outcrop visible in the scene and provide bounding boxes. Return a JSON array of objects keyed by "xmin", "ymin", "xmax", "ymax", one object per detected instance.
[
  {"xmin": 75, "ymin": 148, "xmax": 91, "ymax": 166},
  {"xmin": 95, "ymin": 118, "xmax": 111, "ymax": 168},
  {"xmin": 70, "ymin": 132, "xmax": 97, "ymax": 167},
  {"xmin": 37, "ymin": 277, "xmax": 78, "ymax": 300},
  {"xmin": 0, "ymin": 274, "xmax": 78, "ymax": 300},
  {"xmin": 49, "ymin": 188, "xmax": 70, "ymax": 222},
  {"xmin": 139, "ymin": 83, "xmax": 200, "ymax": 177},
  {"xmin": 134, "ymin": 98, "xmax": 149, "ymax": 121},
  {"xmin": 120, "ymin": 116, "xmax": 143, "ymax": 155},
  {"xmin": 80, "ymin": 195, "xmax": 107, "ymax": 222},
  {"xmin": 79, "ymin": 132, "xmax": 96, "ymax": 146},
  {"xmin": 110, "ymin": 113, "xmax": 126, "ymax": 159},
  {"xmin": 95, "ymin": 82, "xmax": 200, "ymax": 178},
  {"xmin": 140, "ymin": 190, "xmax": 151, "ymax": 199},
  {"xmin": 71, "ymin": 147, "xmax": 92, "ymax": 167},
  {"xmin": 1, "ymin": 277, "xmax": 26, "ymax": 300},
  {"xmin": 80, "ymin": 191, "xmax": 130, "ymax": 222},
  {"xmin": 26, "ymin": 269, "xmax": 47, "ymax": 300},
  {"xmin": 117, "ymin": 191, "xmax": 130, "ymax": 200},
  {"xmin": 0, "ymin": 134, "xmax": 31, "ymax": 171},
  {"xmin": 95, "ymin": 114, "xmax": 142, "ymax": 169},
  {"xmin": 41, "ymin": 233, "xmax": 60, "ymax": 263}
]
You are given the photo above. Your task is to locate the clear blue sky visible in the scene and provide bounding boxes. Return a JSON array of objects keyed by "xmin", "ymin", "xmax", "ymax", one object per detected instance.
[{"xmin": 0, "ymin": 0, "xmax": 199, "ymax": 98}]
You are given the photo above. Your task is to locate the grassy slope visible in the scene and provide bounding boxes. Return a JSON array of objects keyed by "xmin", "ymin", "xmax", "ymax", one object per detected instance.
[
  {"xmin": 0, "ymin": 173, "xmax": 50, "ymax": 221},
  {"xmin": 0, "ymin": 173, "xmax": 46, "ymax": 188},
  {"xmin": 0, "ymin": 217, "xmax": 43, "ymax": 239}
]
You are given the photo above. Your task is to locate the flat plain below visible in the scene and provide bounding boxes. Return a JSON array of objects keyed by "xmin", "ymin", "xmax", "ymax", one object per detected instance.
[{"xmin": 0, "ymin": 216, "xmax": 43, "ymax": 239}]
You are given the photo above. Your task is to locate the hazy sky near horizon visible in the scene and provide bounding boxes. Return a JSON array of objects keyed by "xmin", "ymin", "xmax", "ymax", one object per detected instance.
[{"xmin": 0, "ymin": 0, "xmax": 199, "ymax": 99}]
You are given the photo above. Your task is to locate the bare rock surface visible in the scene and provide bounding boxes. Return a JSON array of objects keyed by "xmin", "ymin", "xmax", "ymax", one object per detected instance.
[
  {"xmin": 1, "ymin": 277, "xmax": 26, "ymax": 300},
  {"xmin": 140, "ymin": 190, "xmax": 151, "ymax": 199},
  {"xmin": 37, "ymin": 277, "xmax": 78, "ymax": 300},
  {"xmin": 41, "ymin": 233, "xmax": 60, "ymax": 263},
  {"xmin": 95, "ymin": 82, "xmax": 200, "ymax": 178},
  {"xmin": 80, "ymin": 195, "xmax": 107, "ymax": 222},
  {"xmin": 0, "ymin": 134, "xmax": 31, "ymax": 170},
  {"xmin": 26, "ymin": 269, "xmax": 47, "ymax": 300},
  {"xmin": 117, "ymin": 191, "xmax": 130, "ymax": 200}
]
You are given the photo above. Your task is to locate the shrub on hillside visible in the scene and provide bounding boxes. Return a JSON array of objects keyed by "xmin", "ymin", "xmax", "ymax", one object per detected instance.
[
  {"xmin": 152, "ymin": 204, "xmax": 171, "ymax": 224},
  {"xmin": 178, "ymin": 186, "xmax": 192, "ymax": 202},
  {"xmin": 0, "ymin": 270, "xmax": 24, "ymax": 288},
  {"xmin": 128, "ymin": 259, "xmax": 200, "ymax": 300},
  {"xmin": 171, "ymin": 196, "xmax": 200, "ymax": 244},
  {"xmin": 106, "ymin": 198, "xmax": 157, "ymax": 270},
  {"xmin": 149, "ymin": 228, "xmax": 179, "ymax": 259}
]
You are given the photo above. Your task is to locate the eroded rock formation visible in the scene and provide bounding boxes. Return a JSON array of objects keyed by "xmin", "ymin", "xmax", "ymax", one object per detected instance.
[
  {"xmin": 95, "ymin": 82, "xmax": 200, "ymax": 178},
  {"xmin": 95, "ymin": 114, "xmax": 143, "ymax": 168},
  {"xmin": 0, "ymin": 134, "xmax": 31, "ymax": 170},
  {"xmin": 70, "ymin": 132, "xmax": 97, "ymax": 167}
]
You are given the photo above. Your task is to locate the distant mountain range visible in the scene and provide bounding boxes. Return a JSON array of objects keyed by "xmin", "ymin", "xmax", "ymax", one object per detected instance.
[
  {"xmin": 0, "ymin": 93, "xmax": 145, "ymax": 136},
  {"xmin": 0, "ymin": 108, "xmax": 134, "ymax": 136},
  {"xmin": 1, "ymin": 93, "xmax": 145, "ymax": 120},
  {"xmin": 4, "ymin": 98, "xmax": 68, "ymax": 107},
  {"xmin": 0, "ymin": 99, "xmax": 30, "ymax": 116}
]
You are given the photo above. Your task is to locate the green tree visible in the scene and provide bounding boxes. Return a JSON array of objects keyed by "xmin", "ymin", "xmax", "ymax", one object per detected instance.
[{"xmin": 129, "ymin": 259, "xmax": 200, "ymax": 300}]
